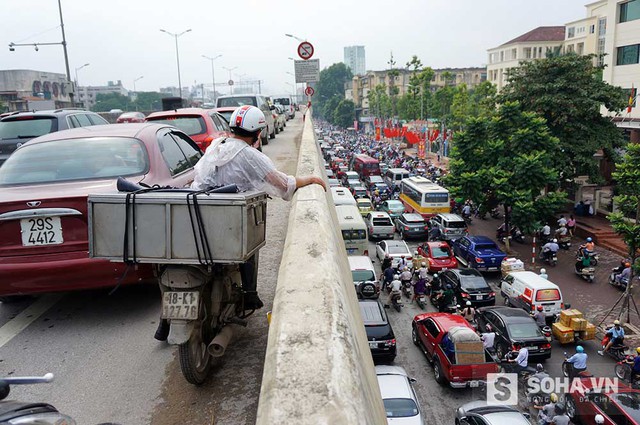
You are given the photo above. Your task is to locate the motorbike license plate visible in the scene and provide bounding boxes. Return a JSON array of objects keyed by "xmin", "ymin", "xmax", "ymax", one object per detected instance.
[
  {"xmin": 20, "ymin": 217, "xmax": 63, "ymax": 246},
  {"xmin": 162, "ymin": 291, "xmax": 199, "ymax": 320}
]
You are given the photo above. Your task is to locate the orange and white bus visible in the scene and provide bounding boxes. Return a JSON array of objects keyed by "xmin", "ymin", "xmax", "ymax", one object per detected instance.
[{"xmin": 399, "ymin": 176, "xmax": 450, "ymax": 218}]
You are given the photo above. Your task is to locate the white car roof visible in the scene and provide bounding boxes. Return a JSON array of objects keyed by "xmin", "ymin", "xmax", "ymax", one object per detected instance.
[{"xmin": 375, "ymin": 366, "xmax": 413, "ymax": 400}]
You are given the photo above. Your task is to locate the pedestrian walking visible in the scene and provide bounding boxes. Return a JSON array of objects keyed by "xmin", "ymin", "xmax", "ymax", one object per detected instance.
[{"xmin": 567, "ymin": 215, "xmax": 576, "ymax": 237}]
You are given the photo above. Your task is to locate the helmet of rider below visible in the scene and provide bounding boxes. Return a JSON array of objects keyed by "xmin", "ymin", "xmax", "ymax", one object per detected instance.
[
  {"xmin": 540, "ymin": 268, "xmax": 546, "ymax": 274},
  {"xmin": 229, "ymin": 105, "xmax": 266, "ymax": 136},
  {"xmin": 587, "ymin": 237, "xmax": 592, "ymax": 242},
  {"xmin": 393, "ymin": 275, "xmax": 399, "ymax": 280},
  {"xmin": 466, "ymin": 301, "xmax": 472, "ymax": 306},
  {"xmin": 550, "ymin": 393, "xmax": 558, "ymax": 403},
  {"xmin": 433, "ymin": 273, "xmax": 438, "ymax": 278},
  {"xmin": 537, "ymin": 305, "xmax": 543, "ymax": 311},
  {"xmin": 421, "ymin": 262, "xmax": 426, "ymax": 267},
  {"xmin": 553, "ymin": 239, "xmax": 558, "ymax": 243},
  {"xmin": 595, "ymin": 415, "xmax": 604, "ymax": 424},
  {"xmin": 636, "ymin": 347, "xmax": 640, "ymax": 354},
  {"xmin": 536, "ymin": 363, "xmax": 544, "ymax": 372},
  {"xmin": 576, "ymin": 345, "xmax": 584, "ymax": 353},
  {"xmin": 626, "ymin": 262, "xmax": 632, "ymax": 267},
  {"xmin": 615, "ymin": 320, "xmax": 621, "ymax": 326}
]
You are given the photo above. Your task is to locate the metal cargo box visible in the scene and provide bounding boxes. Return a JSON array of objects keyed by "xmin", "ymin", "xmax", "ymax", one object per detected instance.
[{"xmin": 88, "ymin": 191, "xmax": 267, "ymax": 264}]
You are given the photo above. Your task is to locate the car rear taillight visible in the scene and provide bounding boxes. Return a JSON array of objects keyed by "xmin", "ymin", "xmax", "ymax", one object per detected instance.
[
  {"xmin": 424, "ymin": 225, "xmax": 429, "ymax": 230},
  {"xmin": 475, "ymin": 257, "xmax": 484, "ymax": 263},
  {"xmin": 541, "ymin": 343, "xmax": 551, "ymax": 350},
  {"xmin": 489, "ymin": 292, "xmax": 495, "ymax": 297},
  {"xmin": 407, "ymin": 257, "xmax": 413, "ymax": 261},
  {"xmin": 404, "ymin": 226, "xmax": 409, "ymax": 231},
  {"xmin": 364, "ymin": 250, "xmax": 369, "ymax": 256},
  {"xmin": 384, "ymin": 339, "xmax": 396, "ymax": 347},
  {"xmin": 461, "ymin": 292, "xmax": 469, "ymax": 298}
]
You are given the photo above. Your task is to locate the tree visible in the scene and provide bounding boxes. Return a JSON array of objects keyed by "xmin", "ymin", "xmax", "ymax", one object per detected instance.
[
  {"xmin": 333, "ymin": 99, "xmax": 355, "ymax": 128},
  {"xmin": 451, "ymin": 84, "xmax": 471, "ymax": 130},
  {"xmin": 322, "ymin": 95, "xmax": 343, "ymax": 125},
  {"xmin": 469, "ymin": 81, "xmax": 497, "ymax": 119},
  {"xmin": 92, "ymin": 92, "xmax": 131, "ymax": 112},
  {"xmin": 368, "ymin": 84, "xmax": 391, "ymax": 121},
  {"xmin": 134, "ymin": 92, "xmax": 164, "ymax": 111},
  {"xmin": 387, "ymin": 53, "xmax": 400, "ymax": 117},
  {"xmin": 499, "ymin": 54, "xmax": 627, "ymax": 182},
  {"xmin": 445, "ymin": 102, "xmax": 566, "ymax": 245},
  {"xmin": 315, "ymin": 62, "xmax": 352, "ymax": 119},
  {"xmin": 607, "ymin": 143, "xmax": 640, "ymax": 323}
]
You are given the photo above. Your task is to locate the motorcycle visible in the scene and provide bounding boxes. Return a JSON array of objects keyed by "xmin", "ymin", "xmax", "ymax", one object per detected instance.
[
  {"xmin": 601, "ymin": 329, "xmax": 629, "ymax": 362},
  {"xmin": 496, "ymin": 352, "xmax": 536, "ymax": 381},
  {"xmin": 391, "ymin": 292, "xmax": 403, "ymax": 312},
  {"xmin": 401, "ymin": 280, "xmax": 412, "ymax": 299},
  {"xmin": 609, "ymin": 269, "xmax": 631, "ymax": 290},
  {"xmin": 614, "ymin": 355, "xmax": 640, "ymax": 389},
  {"xmin": 429, "ymin": 291, "xmax": 458, "ymax": 313},
  {"xmin": 0, "ymin": 373, "xmax": 76, "ymax": 424},
  {"xmin": 558, "ymin": 235, "xmax": 572, "ymax": 250},
  {"xmin": 539, "ymin": 249, "xmax": 558, "ymax": 267},
  {"xmin": 582, "ymin": 250, "xmax": 600, "ymax": 266},
  {"xmin": 116, "ymin": 178, "xmax": 260, "ymax": 385},
  {"xmin": 489, "ymin": 207, "xmax": 501, "ymax": 219},
  {"xmin": 540, "ymin": 325, "xmax": 552, "ymax": 343},
  {"xmin": 511, "ymin": 227, "xmax": 525, "ymax": 244},
  {"xmin": 562, "ymin": 352, "xmax": 592, "ymax": 380},
  {"xmin": 415, "ymin": 291, "xmax": 426, "ymax": 309},
  {"xmin": 575, "ymin": 260, "xmax": 595, "ymax": 283}
]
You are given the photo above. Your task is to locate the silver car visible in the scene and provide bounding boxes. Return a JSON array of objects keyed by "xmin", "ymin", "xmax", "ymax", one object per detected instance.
[
  {"xmin": 456, "ymin": 401, "xmax": 532, "ymax": 425},
  {"xmin": 376, "ymin": 365, "xmax": 424, "ymax": 425}
]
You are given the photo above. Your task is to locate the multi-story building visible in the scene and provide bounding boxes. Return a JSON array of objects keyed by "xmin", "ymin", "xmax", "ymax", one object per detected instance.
[
  {"xmin": 344, "ymin": 46, "xmax": 366, "ymax": 76},
  {"xmin": 78, "ymin": 80, "xmax": 128, "ymax": 109},
  {"xmin": 0, "ymin": 69, "xmax": 74, "ymax": 111},
  {"xmin": 431, "ymin": 67, "xmax": 487, "ymax": 91},
  {"xmin": 564, "ymin": 1, "xmax": 608, "ymax": 61},
  {"xmin": 487, "ymin": 26, "xmax": 566, "ymax": 91}
]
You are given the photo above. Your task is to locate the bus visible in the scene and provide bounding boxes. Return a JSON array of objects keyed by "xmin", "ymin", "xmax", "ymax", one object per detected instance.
[
  {"xmin": 330, "ymin": 186, "xmax": 357, "ymax": 207},
  {"xmin": 399, "ymin": 176, "xmax": 450, "ymax": 218},
  {"xmin": 352, "ymin": 154, "xmax": 380, "ymax": 179},
  {"xmin": 336, "ymin": 205, "xmax": 369, "ymax": 255}
]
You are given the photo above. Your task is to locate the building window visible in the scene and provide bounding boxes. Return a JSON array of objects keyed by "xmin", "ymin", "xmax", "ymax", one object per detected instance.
[
  {"xmin": 617, "ymin": 44, "xmax": 640, "ymax": 65},
  {"xmin": 598, "ymin": 17, "xmax": 607, "ymax": 35},
  {"xmin": 511, "ymin": 48, "xmax": 517, "ymax": 60},
  {"xmin": 539, "ymin": 47, "xmax": 543, "ymax": 57},
  {"xmin": 568, "ymin": 27, "xmax": 575, "ymax": 38},
  {"xmin": 524, "ymin": 47, "xmax": 532, "ymax": 59},
  {"xmin": 567, "ymin": 44, "xmax": 575, "ymax": 53},
  {"xmin": 590, "ymin": 24, "xmax": 595, "ymax": 34},
  {"xmin": 500, "ymin": 51, "xmax": 504, "ymax": 62},
  {"xmin": 577, "ymin": 42, "xmax": 584, "ymax": 55},
  {"xmin": 620, "ymin": 0, "xmax": 640, "ymax": 23}
]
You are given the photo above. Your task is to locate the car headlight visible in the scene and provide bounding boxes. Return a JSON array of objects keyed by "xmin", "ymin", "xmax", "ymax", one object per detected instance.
[{"xmin": 9, "ymin": 413, "xmax": 76, "ymax": 424}]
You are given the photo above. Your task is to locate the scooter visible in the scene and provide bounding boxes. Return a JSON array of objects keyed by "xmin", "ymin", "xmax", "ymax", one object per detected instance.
[
  {"xmin": 391, "ymin": 292, "xmax": 403, "ymax": 312},
  {"xmin": 429, "ymin": 291, "xmax": 458, "ymax": 313},
  {"xmin": 575, "ymin": 260, "xmax": 595, "ymax": 283},
  {"xmin": 609, "ymin": 269, "xmax": 629, "ymax": 290},
  {"xmin": 415, "ymin": 291, "xmax": 426, "ymax": 309},
  {"xmin": 489, "ymin": 207, "xmax": 501, "ymax": 219},
  {"xmin": 558, "ymin": 235, "xmax": 572, "ymax": 250},
  {"xmin": 0, "ymin": 373, "xmax": 75, "ymax": 424},
  {"xmin": 540, "ymin": 325, "xmax": 552, "ymax": 343},
  {"xmin": 511, "ymin": 227, "xmax": 525, "ymax": 244},
  {"xmin": 614, "ymin": 355, "xmax": 640, "ymax": 389},
  {"xmin": 539, "ymin": 250, "xmax": 558, "ymax": 267},
  {"xmin": 496, "ymin": 352, "xmax": 537, "ymax": 381},
  {"xmin": 401, "ymin": 280, "xmax": 412, "ymax": 299},
  {"xmin": 562, "ymin": 352, "xmax": 593, "ymax": 379},
  {"xmin": 601, "ymin": 330, "xmax": 629, "ymax": 362}
]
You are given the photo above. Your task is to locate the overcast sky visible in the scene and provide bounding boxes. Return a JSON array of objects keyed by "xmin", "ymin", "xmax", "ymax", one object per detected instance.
[{"xmin": 2, "ymin": 0, "xmax": 588, "ymax": 96}]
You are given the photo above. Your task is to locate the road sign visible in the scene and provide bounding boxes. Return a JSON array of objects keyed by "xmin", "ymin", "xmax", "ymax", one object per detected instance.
[
  {"xmin": 228, "ymin": 80, "xmax": 234, "ymax": 86},
  {"xmin": 297, "ymin": 42, "xmax": 314, "ymax": 60},
  {"xmin": 294, "ymin": 59, "xmax": 320, "ymax": 83},
  {"xmin": 304, "ymin": 86, "xmax": 315, "ymax": 97}
]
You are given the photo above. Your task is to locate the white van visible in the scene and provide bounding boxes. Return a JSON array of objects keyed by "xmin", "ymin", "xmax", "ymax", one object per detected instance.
[
  {"xmin": 331, "ymin": 187, "xmax": 357, "ymax": 207},
  {"xmin": 500, "ymin": 271, "xmax": 565, "ymax": 318},
  {"xmin": 384, "ymin": 168, "xmax": 411, "ymax": 189},
  {"xmin": 348, "ymin": 256, "xmax": 380, "ymax": 299},
  {"xmin": 336, "ymin": 205, "xmax": 368, "ymax": 256}
]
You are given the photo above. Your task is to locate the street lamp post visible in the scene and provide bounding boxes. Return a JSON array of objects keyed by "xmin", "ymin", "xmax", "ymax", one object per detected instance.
[
  {"xmin": 285, "ymin": 82, "xmax": 294, "ymax": 96},
  {"xmin": 202, "ymin": 54, "xmax": 222, "ymax": 103},
  {"xmin": 223, "ymin": 66, "xmax": 238, "ymax": 95},
  {"xmin": 74, "ymin": 63, "xmax": 90, "ymax": 109},
  {"xmin": 160, "ymin": 28, "xmax": 192, "ymax": 100},
  {"xmin": 133, "ymin": 75, "xmax": 144, "ymax": 93},
  {"xmin": 284, "ymin": 33, "xmax": 306, "ymax": 42}
]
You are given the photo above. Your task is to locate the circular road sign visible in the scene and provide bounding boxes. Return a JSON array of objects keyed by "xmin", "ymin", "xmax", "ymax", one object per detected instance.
[
  {"xmin": 304, "ymin": 86, "xmax": 315, "ymax": 97},
  {"xmin": 297, "ymin": 41, "xmax": 314, "ymax": 60},
  {"xmin": 228, "ymin": 79, "xmax": 234, "ymax": 86}
]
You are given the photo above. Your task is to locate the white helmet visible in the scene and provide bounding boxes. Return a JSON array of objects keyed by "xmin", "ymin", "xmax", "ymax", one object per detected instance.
[
  {"xmin": 393, "ymin": 274, "xmax": 400, "ymax": 280},
  {"xmin": 421, "ymin": 262, "xmax": 426, "ymax": 267},
  {"xmin": 466, "ymin": 301, "xmax": 472, "ymax": 306},
  {"xmin": 229, "ymin": 105, "xmax": 266, "ymax": 133},
  {"xmin": 595, "ymin": 415, "xmax": 604, "ymax": 424},
  {"xmin": 540, "ymin": 268, "xmax": 546, "ymax": 274}
]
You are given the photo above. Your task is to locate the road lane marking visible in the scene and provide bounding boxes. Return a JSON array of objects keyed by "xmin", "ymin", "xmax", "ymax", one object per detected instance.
[{"xmin": 0, "ymin": 294, "xmax": 63, "ymax": 348}]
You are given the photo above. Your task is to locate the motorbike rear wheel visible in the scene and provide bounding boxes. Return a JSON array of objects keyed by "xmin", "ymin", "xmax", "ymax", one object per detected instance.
[
  {"xmin": 179, "ymin": 303, "xmax": 215, "ymax": 385},
  {"xmin": 615, "ymin": 363, "xmax": 631, "ymax": 381}
]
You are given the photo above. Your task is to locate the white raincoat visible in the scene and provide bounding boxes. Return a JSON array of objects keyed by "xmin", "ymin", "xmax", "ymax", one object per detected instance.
[{"xmin": 192, "ymin": 137, "xmax": 296, "ymax": 200}]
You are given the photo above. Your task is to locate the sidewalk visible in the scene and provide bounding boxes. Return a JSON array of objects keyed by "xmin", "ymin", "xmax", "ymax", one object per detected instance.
[{"xmin": 572, "ymin": 213, "xmax": 628, "ymax": 258}]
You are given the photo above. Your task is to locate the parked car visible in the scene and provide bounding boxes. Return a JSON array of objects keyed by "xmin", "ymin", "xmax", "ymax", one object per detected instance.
[
  {"xmin": 365, "ymin": 211, "xmax": 394, "ymax": 240},
  {"xmin": 428, "ymin": 213, "xmax": 467, "ymax": 241},
  {"xmin": 395, "ymin": 213, "xmax": 429, "ymax": 240},
  {"xmin": 273, "ymin": 96, "xmax": 295, "ymax": 119},
  {"xmin": 412, "ymin": 313, "xmax": 498, "ymax": 388},
  {"xmin": 565, "ymin": 380, "xmax": 640, "ymax": 425},
  {"xmin": 145, "ymin": 108, "xmax": 231, "ymax": 152},
  {"xmin": 327, "ymin": 178, "xmax": 341, "ymax": 188},
  {"xmin": 356, "ymin": 197, "xmax": 373, "ymax": 218},
  {"xmin": 440, "ymin": 269, "xmax": 495, "ymax": 307},
  {"xmin": 359, "ymin": 299, "xmax": 396, "ymax": 363},
  {"xmin": 213, "ymin": 106, "xmax": 235, "ymax": 124},
  {"xmin": 417, "ymin": 241, "xmax": 458, "ymax": 272},
  {"xmin": 0, "ymin": 123, "xmax": 202, "ymax": 298},
  {"xmin": 273, "ymin": 104, "xmax": 286, "ymax": 133},
  {"xmin": 215, "ymin": 94, "xmax": 275, "ymax": 145},
  {"xmin": 456, "ymin": 401, "xmax": 532, "ymax": 425},
  {"xmin": 379, "ymin": 200, "xmax": 405, "ymax": 221},
  {"xmin": 375, "ymin": 365, "xmax": 424, "ymax": 424},
  {"xmin": 364, "ymin": 174, "xmax": 384, "ymax": 188},
  {"xmin": 451, "ymin": 235, "xmax": 507, "ymax": 271},
  {"xmin": 0, "ymin": 109, "xmax": 109, "ymax": 166},
  {"xmin": 375, "ymin": 239, "xmax": 412, "ymax": 268},
  {"xmin": 476, "ymin": 306, "xmax": 552, "ymax": 360},
  {"xmin": 116, "ymin": 111, "xmax": 146, "ymax": 123}
]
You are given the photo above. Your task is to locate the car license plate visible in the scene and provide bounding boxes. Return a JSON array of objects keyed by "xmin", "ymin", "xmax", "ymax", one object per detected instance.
[
  {"xmin": 526, "ymin": 346, "xmax": 538, "ymax": 351},
  {"xmin": 347, "ymin": 248, "xmax": 356, "ymax": 254},
  {"xmin": 161, "ymin": 291, "xmax": 199, "ymax": 320},
  {"xmin": 20, "ymin": 216, "xmax": 63, "ymax": 246},
  {"xmin": 487, "ymin": 267, "xmax": 498, "ymax": 271},
  {"xmin": 369, "ymin": 342, "xmax": 378, "ymax": 349},
  {"xmin": 470, "ymin": 381, "xmax": 480, "ymax": 388},
  {"xmin": 476, "ymin": 295, "xmax": 483, "ymax": 300}
]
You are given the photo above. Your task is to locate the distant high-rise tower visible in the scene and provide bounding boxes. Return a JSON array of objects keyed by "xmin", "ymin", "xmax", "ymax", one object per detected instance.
[{"xmin": 343, "ymin": 46, "xmax": 366, "ymax": 76}]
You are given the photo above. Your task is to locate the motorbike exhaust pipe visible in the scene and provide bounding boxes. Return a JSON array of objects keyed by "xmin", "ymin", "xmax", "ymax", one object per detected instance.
[{"xmin": 207, "ymin": 326, "xmax": 233, "ymax": 358}]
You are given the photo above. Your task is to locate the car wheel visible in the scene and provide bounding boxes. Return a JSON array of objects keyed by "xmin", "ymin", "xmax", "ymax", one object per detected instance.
[
  {"xmin": 433, "ymin": 360, "xmax": 447, "ymax": 385},
  {"xmin": 496, "ymin": 344, "xmax": 506, "ymax": 361},
  {"xmin": 412, "ymin": 325, "xmax": 419, "ymax": 346},
  {"xmin": 262, "ymin": 134, "xmax": 269, "ymax": 146},
  {"xmin": 275, "ymin": 126, "xmax": 279, "ymax": 134},
  {"xmin": 269, "ymin": 126, "xmax": 276, "ymax": 139},
  {"xmin": 565, "ymin": 395, "xmax": 578, "ymax": 422}
]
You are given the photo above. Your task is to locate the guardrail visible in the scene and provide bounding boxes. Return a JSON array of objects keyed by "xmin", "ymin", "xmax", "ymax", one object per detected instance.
[{"xmin": 256, "ymin": 111, "xmax": 387, "ymax": 424}]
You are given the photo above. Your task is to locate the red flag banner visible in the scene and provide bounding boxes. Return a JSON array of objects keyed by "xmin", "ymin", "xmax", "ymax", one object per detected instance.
[{"xmin": 629, "ymin": 85, "xmax": 636, "ymax": 113}]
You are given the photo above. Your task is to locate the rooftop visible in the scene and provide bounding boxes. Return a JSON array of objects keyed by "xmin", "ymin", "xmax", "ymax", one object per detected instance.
[{"xmin": 501, "ymin": 26, "xmax": 566, "ymax": 46}]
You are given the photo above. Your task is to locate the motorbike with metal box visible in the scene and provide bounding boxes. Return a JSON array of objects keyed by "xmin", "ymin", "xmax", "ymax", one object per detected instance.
[{"xmin": 88, "ymin": 178, "xmax": 268, "ymax": 384}]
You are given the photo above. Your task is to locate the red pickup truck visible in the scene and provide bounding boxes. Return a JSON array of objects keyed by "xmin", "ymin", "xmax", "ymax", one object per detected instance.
[{"xmin": 412, "ymin": 312, "xmax": 498, "ymax": 388}]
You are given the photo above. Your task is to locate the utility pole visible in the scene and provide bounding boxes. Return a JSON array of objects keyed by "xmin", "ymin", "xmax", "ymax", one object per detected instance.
[{"xmin": 57, "ymin": 0, "xmax": 73, "ymax": 105}]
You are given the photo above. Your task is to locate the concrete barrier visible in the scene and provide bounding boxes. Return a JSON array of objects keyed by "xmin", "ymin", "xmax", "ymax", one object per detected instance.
[{"xmin": 256, "ymin": 111, "xmax": 387, "ymax": 424}]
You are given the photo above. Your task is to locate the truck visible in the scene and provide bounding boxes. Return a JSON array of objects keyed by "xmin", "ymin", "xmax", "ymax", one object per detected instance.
[{"xmin": 412, "ymin": 312, "xmax": 498, "ymax": 388}]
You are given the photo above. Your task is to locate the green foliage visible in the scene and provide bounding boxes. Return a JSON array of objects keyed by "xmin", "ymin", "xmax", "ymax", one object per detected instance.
[
  {"xmin": 499, "ymin": 54, "xmax": 627, "ymax": 182},
  {"xmin": 322, "ymin": 95, "xmax": 342, "ymax": 123},
  {"xmin": 315, "ymin": 62, "xmax": 353, "ymax": 119},
  {"xmin": 333, "ymin": 99, "xmax": 356, "ymax": 128},
  {"xmin": 451, "ymin": 84, "xmax": 470, "ymax": 130},
  {"xmin": 368, "ymin": 84, "xmax": 392, "ymax": 120},
  {"xmin": 608, "ymin": 143, "xmax": 640, "ymax": 274},
  {"xmin": 470, "ymin": 81, "xmax": 497, "ymax": 118},
  {"xmin": 91, "ymin": 91, "xmax": 164, "ymax": 112},
  {"xmin": 445, "ymin": 102, "xmax": 566, "ymax": 234}
]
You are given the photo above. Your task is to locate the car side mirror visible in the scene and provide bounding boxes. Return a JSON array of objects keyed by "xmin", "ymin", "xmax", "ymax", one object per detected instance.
[
  {"xmin": 409, "ymin": 377, "xmax": 417, "ymax": 383},
  {"xmin": 564, "ymin": 303, "xmax": 571, "ymax": 309},
  {"xmin": 270, "ymin": 105, "xmax": 276, "ymax": 110}
]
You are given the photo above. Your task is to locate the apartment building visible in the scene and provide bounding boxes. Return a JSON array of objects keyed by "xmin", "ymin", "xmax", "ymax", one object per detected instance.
[
  {"xmin": 344, "ymin": 46, "xmax": 366, "ymax": 76},
  {"xmin": 78, "ymin": 80, "xmax": 128, "ymax": 109},
  {"xmin": 487, "ymin": 26, "xmax": 566, "ymax": 91}
]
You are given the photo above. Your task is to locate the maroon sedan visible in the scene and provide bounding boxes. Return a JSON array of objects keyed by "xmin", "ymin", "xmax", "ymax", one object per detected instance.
[
  {"xmin": 145, "ymin": 108, "xmax": 230, "ymax": 152},
  {"xmin": 0, "ymin": 123, "xmax": 202, "ymax": 298}
]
